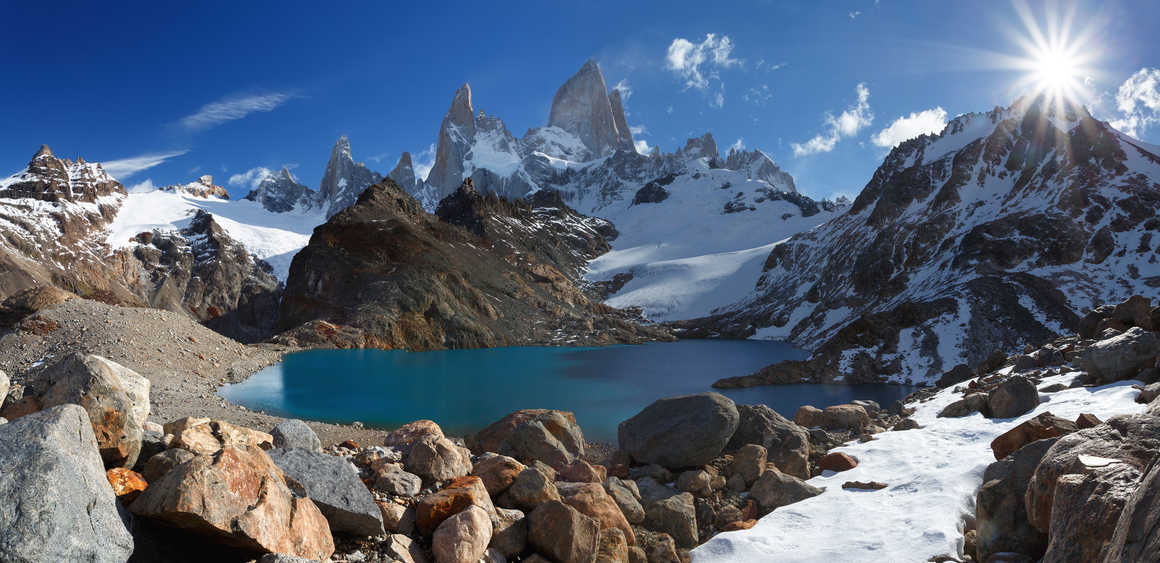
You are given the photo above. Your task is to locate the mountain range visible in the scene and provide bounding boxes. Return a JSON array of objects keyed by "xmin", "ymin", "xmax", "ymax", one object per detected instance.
[{"xmin": 1, "ymin": 60, "xmax": 1156, "ymax": 386}]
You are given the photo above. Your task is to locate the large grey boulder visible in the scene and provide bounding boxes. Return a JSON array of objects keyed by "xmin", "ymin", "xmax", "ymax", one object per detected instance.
[
  {"xmin": 407, "ymin": 436, "xmax": 473, "ymax": 484},
  {"xmin": 726, "ymin": 404, "xmax": 810, "ymax": 479},
  {"xmin": 748, "ymin": 468, "xmax": 824, "ymax": 515},
  {"xmin": 1079, "ymin": 327, "xmax": 1160, "ymax": 384},
  {"xmin": 268, "ymin": 448, "xmax": 385, "ymax": 536},
  {"xmin": 271, "ymin": 419, "xmax": 322, "ymax": 452},
  {"xmin": 987, "ymin": 376, "xmax": 1040, "ymax": 419},
  {"xmin": 0, "ymin": 404, "xmax": 134, "ymax": 562},
  {"xmin": 644, "ymin": 492, "xmax": 698, "ymax": 548},
  {"xmin": 618, "ymin": 392, "xmax": 739, "ymax": 468},
  {"xmin": 1104, "ymin": 459, "xmax": 1160, "ymax": 562},
  {"xmin": 975, "ymin": 438, "xmax": 1057, "ymax": 561}
]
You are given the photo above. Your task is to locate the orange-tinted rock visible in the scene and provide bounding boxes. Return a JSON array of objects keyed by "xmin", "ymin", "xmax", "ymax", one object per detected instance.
[
  {"xmin": 557, "ymin": 459, "xmax": 606, "ymax": 483},
  {"xmin": 130, "ymin": 445, "xmax": 333, "ymax": 560},
  {"xmin": 1075, "ymin": 413, "xmax": 1103, "ymax": 429},
  {"xmin": 818, "ymin": 452, "xmax": 858, "ymax": 472},
  {"xmin": 415, "ymin": 476, "xmax": 495, "ymax": 536},
  {"xmin": 384, "ymin": 420, "xmax": 444, "ymax": 448},
  {"xmin": 471, "ymin": 453, "xmax": 526, "ymax": 495},
  {"xmin": 106, "ymin": 467, "xmax": 147, "ymax": 504},
  {"xmin": 470, "ymin": 409, "xmax": 585, "ymax": 470},
  {"xmin": 164, "ymin": 417, "xmax": 273, "ymax": 456},
  {"xmin": 339, "ymin": 439, "xmax": 361, "ymax": 449},
  {"xmin": 990, "ymin": 412, "xmax": 1077, "ymax": 460},
  {"xmin": 721, "ymin": 519, "xmax": 757, "ymax": 531},
  {"xmin": 841, "ymin": 481, "xmax": 888, "ymax": 490},
  {"xmin": 557, "ymin": 482, "xmax": 635, "ymax": 546}
]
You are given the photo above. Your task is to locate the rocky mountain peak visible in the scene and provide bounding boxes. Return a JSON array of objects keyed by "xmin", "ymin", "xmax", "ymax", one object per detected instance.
[
  {"xmin": 609, "ymin": 89, "xmax": 634, "ymax": 151},
  {"xmin": 33, "ymin": 144, "xmax": 53, "ymax": 159},
  {"xmin": 163, "ymin": 174, "xmax": 229, "ymax": 199},
  {"xmin": 427, "ymin": 84, "xmax": 479, "ymax": 196},
  {"xmin": 725, "ymin": 148, "xmax": 796, "ymax": 193},
  {"xmin": 680, "ymin": 132, "xmax": 719, "ymax": 161},
  {"xmin": 2, "ymin": 146, "xmax": 124, "ymax": 203},
  {"xmin": 319, "ymin": 136, "xmax": 383, "ymax": 218},
  {"xmin": 388, "ymin": 152, "xmax": 417, "ymax": 190},
  {"xmin": 547, "ymin": 59, "xmax": 633, "ymax": 158},
  {"xmin": 244, "ymin": 167, "xmax": 312, "ymax": 213},
  {"xmin": 448, "ymin": 83, "xmax": 476, "ymax": 136}
]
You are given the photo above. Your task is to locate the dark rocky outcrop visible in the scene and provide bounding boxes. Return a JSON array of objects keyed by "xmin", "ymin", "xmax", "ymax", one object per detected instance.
[
  {"xmin": 618, "ymin": 392, "xmax": 739, "ymax": 468},
  {"xmin": 276, "ymin": 178, "xmax": 670, "ymax": 350}
]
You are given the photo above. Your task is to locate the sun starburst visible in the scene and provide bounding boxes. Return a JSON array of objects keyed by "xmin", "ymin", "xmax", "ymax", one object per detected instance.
[{"xmin": 1003, "ymin": 0, "xmax": 1103, "ymax": 110}]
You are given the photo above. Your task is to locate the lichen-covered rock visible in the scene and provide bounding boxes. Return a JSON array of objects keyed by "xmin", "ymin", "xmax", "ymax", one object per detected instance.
[
  {"xmin": 0, "ymin": 405, "xmax": 134, "ymax": 563},
  {"xmin": 164, "ymin": 416, "xmax": 273, "ymax": 456},
  {"xmin": 270, "ymin": 419, "xmax": 321, "ymax": 452},
  {"xmin": 106, "ymin": 467, "xmax": 148, "ymax": 503},
  {"xmin": 130, "ymin": 445, "xmax": 334, "ymax": 560},
  {"xmin": 416, "ymin": 476, "xmax": 495, "ymax": 536},
  {"xmin": 267, "ymin": 448, "xmax": 384, "ymax": 537},
  {"xmin": 596, "ymin": 527, "xmax": 630, "ymax": 563},
  {"xmin": 618, "ymin": 393, "xmax": 739, "ymax": 468},
  {"xmin": 471, "ymin": 409, "xmax": 585, "ymax": 470}
]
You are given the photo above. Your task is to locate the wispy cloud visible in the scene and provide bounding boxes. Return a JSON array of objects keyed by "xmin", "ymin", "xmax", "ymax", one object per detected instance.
[
  {"xmin": 791, "ymin": 83, "xmax": 873, "ymax": 157},
  {"xmin": 227, "ymin": 167, "xmax": 275, "ymax": 191},
  {"xmin": 411, "ymin": 144, "xmax": 437, "ymax": 182},
  {"xmin": 629, "ymin": 125, "xmax": 648, "ymax": 136},
  {"xmin": 613, "ymin": 78, "xmax": 633, "ymax": 102},
  {"xmin": 729, "ymin": 138, "xmax": 745, "ymax": 152},
  {"xmin": 743, "ymin": 84, "xmax": 773, "ymax": 106},
  {"xmin": 102, "ymin": 149, "xmax": 189, "ymax": 179},
  {"xmin": 754, "ymin": 59, "xmax": 787, "ymax": 72},
  {"xmin": 849, "ymin": 10, "xmax": 862, "ymax": 19},
  {"xmin": 872, "ymin": 107, "xmax": 948, "ymax": 148},
  {"xmin": 180, "ymin": 93, "xmax": 292, "ymax": 132},
  {"xmin": 665, "ymin": 33, "xmax": 738, "ymax": 107},
  {"xmin": 127, "ymin": 178, "xmax": 156, "ymax": 194},
  {"xmin": 1109, "ymin": 67, "xmax": 1160, "ymax": 138}
]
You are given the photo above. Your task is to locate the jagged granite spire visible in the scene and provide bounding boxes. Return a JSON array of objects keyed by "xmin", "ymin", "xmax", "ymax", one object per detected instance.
[
  {"xmin": 33, "ymin": 144, "xmax": 53, "ymax": 159},
  {"xmin": 680, "ymin": 132, "xmax": 719, "ymax": 161},
  {"xmin": 243, "ymin": 167, "xmax": 313, "ymax": 213},
  {"xmin": 319, "ymin": 135, "xmax": 382, "ymax": 217},
  {"xmin": 388, "ymin": 152, "xmax": 417, "ymax": 190},
  {"xmin": 608, "ymin": 89, "xmax": 635, "ymax": 151},
  {"xmin": 0, "ymin": 145, "xmax": 124, "ymax": 203},
  {"xmin": 427, "ymin": 83, "xmax": 477, "ymax": 197},
  {"xmin": 548, "ymin": 59, "xmax": 631, "ymax": 158}
]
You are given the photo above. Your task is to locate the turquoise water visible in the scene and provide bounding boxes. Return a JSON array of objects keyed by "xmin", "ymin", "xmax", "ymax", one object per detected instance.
[{"xmin": 221, "ymin": 340, "xmax": 916, "ymax": 443}]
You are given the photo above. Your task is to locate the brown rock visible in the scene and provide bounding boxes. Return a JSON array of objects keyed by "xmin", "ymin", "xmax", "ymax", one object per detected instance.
[
  {"xmin": 818, "ymin": 452, "xmax": 858, "ymax": 472},
  {"xmin": 749, "ymin": 468, "xmax": 824, "ymax": 514},
  {"xmin": 841, "ymin": 481, "xmax": 888, "ymax": 490},
  {"xmin": 385, "ymin": 419, "xmax": 444, "ymax": 448},
  {"xmin": 432, "ymin": 504, "xmax": 492, "ymax": 563},
  {"xmin": 406, "ymin": 436, "xmax": 472, "ymax": 484},
  {"xmin": 558, "ymin": 459, "xmax": 606, "ymax": 483},
  {"xmin": 604, "ymin": 477, "xmax": 645, "ymax": 524},
  {"xmin": 339, "ymin": 439, "xmax": 360, "ymax": 449},
  {"xmin": 164, "ymin": 417, "xmax": 273, "ymax": 456},
  {"xmin": 557, "ymin": 481, "xmax": 636, "ymax": 545},
  {"xmin": 106, "ymin": 467, "xmax": 147, "ymax": 504},
  {"xmin": 990, "ymin": 412, "xmax": 1078, "ymax": 460},
  {"xmin": 721, "ymin": 519, "xmax": 757, "ymax": 531},
  {"xmin": 596, "ymin": 527, "xmax": 630, "ymax": 563},
  {"xmin": 471, "ymin": 453, "xmax": 526, "ymax": 496},
  {"xmin": 489, "ymin": 507, "xmax": 527, "ymax": 557},
  {"xmin": 644, "ymin": 533, "xmax": 680, "ymax": 563},
  {"xmin": 733, "ymin": 444, "xmax": 767, "ymax": 485},
  {"xmin": 794, "ymin": 404, "xmax": 869, "ymax": 431},
  {"xmin": 130, "ymin": 445, "xmax": 334, "ymax": 560},
  {"xmin": 416, "ymin": 475, "xmax": 495, "ymax": 536},
  {"xmin": 1075, "ymin": 413, "xmax": 1102, "ymax": 429},
  {"xmin": 498, "ymin": 467, "xmax": 560, "ymax": 512},
  {"xmin": 528, "ymin": 500, "xmax": 600, "ymax": 563},
  {"xmin": 142, "ymin": 448, "xmax": 195, "ymax": 483},
  {"xmin": 938, "ymin": 393, "xmax": 989, "ymax": 418},
  {"xmin": 644, "ymin": 492, "xmax": 697, "ymax": 548},
  {"xmin": 470, "ymin": 409, "xmax": 585, "ymax": 470},
  {"xmin": 675, "ymin": 469, "xmax": 713, "ymax": 496},
  {"xmin": 628, "ymin": 546, "xmax": 648, "ymax": 563}
]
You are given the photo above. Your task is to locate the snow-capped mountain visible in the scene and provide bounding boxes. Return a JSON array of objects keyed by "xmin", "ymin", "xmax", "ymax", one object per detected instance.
[
  {"xmin": 160, "ymin": 175, "xmax": 230, "ymax": 199},
  {"xmin": 707, "ymin": 95, "xmax": 1160, "ymax": 386},
  {"xmin": 242, "ymin": 167, "xmax": 316, "ymax": 213},
  {"xmin": 318, "ymin": 136, "xmax": 383, "ymax": 218}
]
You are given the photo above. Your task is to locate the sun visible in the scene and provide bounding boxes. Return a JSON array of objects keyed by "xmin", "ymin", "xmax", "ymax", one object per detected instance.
[
  {"xmin": 1000, "ymin": 1, "xmax": 1104, "ymax": 107},
  {"xmin": 1033, "ymin": 49, "xmax": 1079, "ymax": 93}
]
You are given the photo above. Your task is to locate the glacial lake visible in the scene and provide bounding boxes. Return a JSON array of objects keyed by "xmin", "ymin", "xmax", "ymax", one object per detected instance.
[{"xmin": 221, "ymin": 340, "xmax": 917, "ymax": 443}]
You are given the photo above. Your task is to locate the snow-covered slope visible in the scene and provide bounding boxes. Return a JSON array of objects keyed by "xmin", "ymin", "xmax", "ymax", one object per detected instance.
[
  {"xmin": 694, "ymin": 371, "xmax": 1145, "ymax": 562},
  {"xmin": 107, "ymin": 189, "xmax": 320, "ymax": 280},
  {"xmin": 707, "ymin": 96, "xmax": 1160, "ymax": 386}
]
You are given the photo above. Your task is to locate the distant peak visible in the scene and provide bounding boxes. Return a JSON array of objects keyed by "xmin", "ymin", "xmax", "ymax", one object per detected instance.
[
  {"xmin": 33, "ymin": 144, "xmax": 53, "ymax": 159},
  {"xmin": 279, "ymin": 167, "xmax": 294, "ymax": 179},
  {"xmin": 581, "ymin": 58, "xmax": 599, "ymax": 71},
  {"xmin": 397, "ymin": 151, "xmax": 413, "ymax": 167}
]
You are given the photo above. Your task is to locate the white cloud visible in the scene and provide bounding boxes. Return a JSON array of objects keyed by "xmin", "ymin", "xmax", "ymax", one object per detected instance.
[
  {"xmin": 411, "ymin": 144, "xmax": 437, "ymax": 182},
  {"xmin": 665, "ymin": 33, "xmax": 739, "ymax": 91},
  {"xmin": 629, "ymin": 125, "xmax": 648, "ymax": 135},
  {"xmin": 730, "ymin": 138, "xmax": 745, "ymax": 152},
  {"xmin": 743, "ymin": 84, "xmax": 772, "ymax": 106},
  {"xmin": 711, "ymin": 91, "xmax": 725, "ymax": 108},
  {"xmin": 871, "ymin": 107, "xmax": 948, "ymax": 148},
  {"xmin": 849, "ymin": 10, "xmax": 862, "ymax": 19},
  {"xmin": 180, "ymin": 93, "xmax": 292, "ymax": 132},
  {"xmin": 127, "ymin": 178, "xmax": 156, "ymax": 194},
  {"xmin": 1109, "ymin": 67, "xmax": 1160, "ymax": 138},
  {"xmin": 101, "ymin": 149, "xmax": 189, "ymax": 179},
  {"xmin": 228, "ymin": 167, "xmax": 274, "ymax": 191},
  {"xmin": 791, "ymin": 83, "xmax": 874, "ymax": 157},
  {"xmin": 666, "ymin": 105, "xmax": 674, "ymax": 114},
  {"xmin": 634, "ymin": 139, "xmax": 653, "ymax": 155},
  {"xmin": 613, "ymin": 79, "xmax": 633, "ymax": 102}
]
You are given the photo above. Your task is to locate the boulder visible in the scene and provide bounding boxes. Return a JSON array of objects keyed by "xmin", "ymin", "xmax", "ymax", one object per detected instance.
[
  {"xmin": 938, "ymin": 393, "xmax": 989, "ymax": 418},
  {"xmin": 106, "ymin": 467, "xmax": 148, "ymax": 504},
  {"xmin": 471, "ymin": 453, "xmax": 526, "ymax": 495},
  {"xmin": 990, "ymin": 412, "xmax": 1077, "ymax": 460},
  {"xmin": 1138, "ymin": 382, "xmax": 1160, "ymax": 404},
  {"xmin": 596, "ymin": 528, "xmax": 630, "ymax": 563},
  {"xmin": 557, "ymin": 481, "xmax": 635, "ymax": 545},
  {"xmin": 165, "ymin": 417, "xmax": 273, "ymax": 456},
  {"xmin": 489, "ymin": 507, "xmax": 528, "ymax": 557},
  {"xmin": 1078, "ymin": 327, "xmax": 1160, "ymax": 384},
  {"xmin": 726, "ymin": 404, "xmax": 810, "ymax": 479},
  {"xmin": 604, "ymin": 477, "xmax": 645, "ymax": 524},
  {"xmin": 406, "ymin": 436, "xmax": 472, "ymax": 484},
  {"xmin": 818, "ymin": 452, "xmax": 858, "ymax": 472},
  {"xmin": 373, "ymin": 464, "xmax": 423, "ymax": 497},
  {"xmin": 130, "ymin": 445, "xmax": 334, "ymax": 560},
  {"xmin": 528, "ymin": 501, "xmax": 601, "ymax": 563},
  {"xmin": 976, "ymin": 437, "xmax": 1056, "ymax": 562},
  {"xmin": 841, "ymin": 481, "xmax": 888, "ymax": 490},
  {"xmin": 644, "ymin": 492, "xmax": 698, "ymax": 548},
  {"xmin": 793, "ymin": 404, "xmax": 869, "ymax": 431},
  {"xmin": 628, "ymin": 546, "xmax": 648, "ymax": 563},
  {"xmin": 732, "ymin": 444, "xmax": 768, "ymax": 486},
  {"xmin": 0, "ymin": 405, "xmax": 134, "ymax": 563},
  {"xmin": 378, "ymin": 501, "xmax": 411, "ymax": 534},
  {"xmin": 676, "ymin": 469, "xmax": 713, "ymax": 496},
  {"xmin": 470, "ymin": 409, "xmax": 585, "ymax": 470},
  {"xmin": 267, "ymin": 448, "xmax": 385, "ymax": 537},
  {"xmin": 987, "ymin": 376, "xmax": 1040, "ymax": 418},
  {"xmin": 558, "ymin": 459, "xmax": 607, "ymax": 483},
  {"xmin": 748, "ymin": 468, "xmax": 824, "ymax": 514},
  {"xmin": 618, "ymin": 393, "xmax": 739, "ymax": 468},
  {"xmin": 634, "ymin": 476, "xmax": 679, "ymax": 505},
  {"xmin": 270, "ymin": 420, "xmax": 322, "ymax": 452},
  {"xmin": 86, "ymin": 355, "xmax": 151, "ymax": 423},
  {"xmin": 432, "ymin": 505, "xmax": 492, "ymax": 563},
  {"xmin": 1038, "ymin": 464, "xmax": 1141, "ymax": 562},
  {"xmin": 498, "ymin": 466, "xmax": 560, "ymax": 512},
  {"xmin": 643, "ymin": 533, "xmax": 680, "ymax": 563},
  {"xmin": 385, "ymin": 419, "xmax": 444, "ymax": 449},
  {"xmin": 143, "ymin": 447, "xmax": 195, "ymax": 483},
  {"xmin": 35, "ymin": 353, "xmax": 147, "ymax": 468},
  {"xmin": 1103, "ymin": 459, "xmax": 1160, "ymax": 562},
  {"xmin": 1025, "ymin": 414, "xmax": 1160, "ymax": 533},
  {"xmin": 382, "ymin": 533, "xmax": 427, "ymax": 563},
  {"xmin": 416, "ymin": 476, "xmax": 496, "ymax": 536},
  {"xmin": 1075, "ymin": 413, "xmax": 1103, "ymax": 429}
]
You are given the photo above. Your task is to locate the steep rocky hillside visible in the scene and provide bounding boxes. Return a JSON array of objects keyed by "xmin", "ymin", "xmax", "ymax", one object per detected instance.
[
  {"xmin": 276, "ymin": 178, "xmax": 672, "ymax": 350},
  {"xmin": 702, "ymin": 95, "xmax": 1160, "ymax": 387}
]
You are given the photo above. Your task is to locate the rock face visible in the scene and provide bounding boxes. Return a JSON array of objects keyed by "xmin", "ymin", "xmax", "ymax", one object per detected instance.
[
  {"xmin": 470, "ymin": 409, "xmax": 585, "ymax": 469},
  {"xmin": 976, "ymin": 437, "xmax": 1057, "ymax": 561},
  {"xmin": 726, "ymin": 404, "xmax": 810, "ymax": 479},
  {"xmin": 0, "ymin": 145, "xmax": 124, "ymax": 202},
  {"xmin": 270, "ymin": 419, "xmax": 322, "ymax": 452},
  {"xmin": 724, "ymin": 148, "xmax": 797, "ymax": 193},
  {"xmin": 1078, "ymin": 327, "xmax": 1160, "ymax": 384},
  {"xmin": 618, "ymin": 392, "xmax": 739, "ymax": 468},
  {"xmin": 244, "ymin": 167, "xmax": 315, "ymax": 213},
  {"xmin": 548, "ymin": 59, "xmax": 634, "ymax": 159},
  {"xmin": 319, "ymin": 136, "xmax": 383, "ymax": 218},
  {"xmin": 267, "ymin": 448, "xmax": 385, "ymax": 536},
  {"xmin": 1104, "ymin": 459, "xmax": 1160, "ymax": 562},
  {"xmin": 389, "ymin": 151, "xmax": 419, "ymax": 192},
  {"xmin": 275, "ymin": 179, "xmax": 670, "ymax": 350},
  {"xmin": 131, "ymin": 445, "xmax": 335, "ymax": 560},
  {"xmin": 0, "ymin": 405, "xmax": 134, "ymax": 563},
  {"xmin": 705, "ymin": 95, "xmax": 1160, "ymax": 386}
]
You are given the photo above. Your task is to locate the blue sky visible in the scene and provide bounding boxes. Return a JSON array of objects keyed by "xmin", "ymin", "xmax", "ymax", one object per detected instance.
[{"xmin": 2, "ymin": 0, "xmax": 1158, "ymax": 201}]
